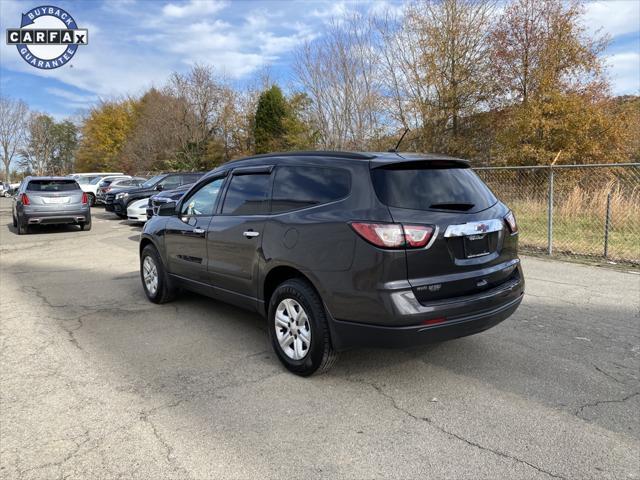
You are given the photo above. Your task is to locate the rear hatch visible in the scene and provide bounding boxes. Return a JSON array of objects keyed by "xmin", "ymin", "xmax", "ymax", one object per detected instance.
[
  {"xmin": 25, "ymin": 179, "xmax": 83, "ymax": 211},
  {"xmin": 370, "ymin": 160, "xmax": 518, "ymax": 302}
]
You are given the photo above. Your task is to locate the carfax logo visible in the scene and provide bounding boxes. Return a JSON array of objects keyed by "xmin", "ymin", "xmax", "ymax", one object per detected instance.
[{"xmin": 5, "ymin": 5, "xmax": 88, "ymax": 69}]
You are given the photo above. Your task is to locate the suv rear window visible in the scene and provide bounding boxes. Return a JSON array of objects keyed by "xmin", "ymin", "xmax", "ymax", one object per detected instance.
[
  {"xmin": 371, "ymin": 163, "xmax": 497, "ymax": 212},
  {"xmin": 271, "ymin": 166, "xmax": 351, "ymax": 213},
  {"xmin": 27, "ymin": 180, "xmax": 80, "ymax": 192}
]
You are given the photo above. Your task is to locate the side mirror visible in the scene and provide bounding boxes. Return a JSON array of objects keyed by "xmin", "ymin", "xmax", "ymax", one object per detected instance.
[
  {"xmin": 155, "ymin": 184, "xmax": 164, "ymax": 191},
  {"xmin": 158, "ymin": 201, "xmax": 176, "ymax": 216}
]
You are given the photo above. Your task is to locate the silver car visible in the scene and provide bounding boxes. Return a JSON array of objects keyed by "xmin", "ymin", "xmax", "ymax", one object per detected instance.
[{"xmin": 12, "ymin": 177, "xmax": 91, "ymax": 235}]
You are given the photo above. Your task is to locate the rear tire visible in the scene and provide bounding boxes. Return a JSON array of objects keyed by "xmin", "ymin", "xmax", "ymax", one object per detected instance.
[
  {"xmin": 140, "ymin": 244, "xmax": 176, "ymax": 304},
  {"xmin": 12, "ymin": 214, "xmax": 17, "ymax": 227},
  {"xmin": 16, "ymin": 216, "xmax": 28, "ymax": 235},
  {"xmin": 80, "ymin": 219, "xmax": 91, "ymax": 231},
  {"xmin": 268, "ymin": 278, "xmax": 338, "ymax": 376}
]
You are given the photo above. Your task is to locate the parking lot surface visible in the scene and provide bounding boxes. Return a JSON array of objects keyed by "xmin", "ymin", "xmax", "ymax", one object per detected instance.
[{"xmin": 1, "ymin": 197, "xmax": 639, "ymax": 479}]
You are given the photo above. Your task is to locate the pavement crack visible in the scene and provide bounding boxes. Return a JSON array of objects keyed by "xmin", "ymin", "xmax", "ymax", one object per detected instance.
[
  {"xmin": 575, "ymin": 391, "xmax": 639, "ymax": 417},
  {"xmin": 349, "ymin": 377, "xmax": 567, "ymax": 480},
  {"xmin": 139, "ymin": 408, "xmax": 191, "ymax": 479},
  {"xmin": 592, "ymin": 363, "xmax": 624, "ymax": 384}
]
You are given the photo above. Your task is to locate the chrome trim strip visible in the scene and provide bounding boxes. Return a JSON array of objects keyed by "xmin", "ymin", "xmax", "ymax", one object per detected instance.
[{"xmin": 443, "ymin": 219, "xmax": 504, "ymax": 238}]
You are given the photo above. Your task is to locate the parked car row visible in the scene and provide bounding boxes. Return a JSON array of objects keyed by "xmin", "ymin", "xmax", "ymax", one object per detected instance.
[
  {"xmin": 105, "ymin": 172, "xmax": 205, "ymax": 219},
  {"xmin": 10, "ymin": 171, "xmax": 204, "ymax": 234}
]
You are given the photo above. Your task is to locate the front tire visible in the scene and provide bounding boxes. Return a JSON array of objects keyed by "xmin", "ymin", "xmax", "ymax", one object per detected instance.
[
  {"xmin": 86, "ymin": 193, "xmax": 95, "ymax": 207},
  {"xmin": 140, "ymin": 244, "xmax": 176, "ymax": 304},
  {"xmin": 268, "ymin": 278, "xmax": 337, "ymax": 376}
]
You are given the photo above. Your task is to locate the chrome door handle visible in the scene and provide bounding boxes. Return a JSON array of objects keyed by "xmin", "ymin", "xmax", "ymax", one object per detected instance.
[
  {"xmin": 243, "ymin": 230, "xmax": 260, "ymax": 238},
  {"xmin": 193, "ymin": 228, "xmax": 205, "ymax": 234}
]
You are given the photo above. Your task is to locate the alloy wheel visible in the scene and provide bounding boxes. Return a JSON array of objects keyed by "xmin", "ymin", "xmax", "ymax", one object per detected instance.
[
  {"xmin": 142, "ymin": 256, "xmax": 159, "ymax": 296},
  {"xmin": 275, "ymin": 298, "xmax": 312, "ymax": 360}
]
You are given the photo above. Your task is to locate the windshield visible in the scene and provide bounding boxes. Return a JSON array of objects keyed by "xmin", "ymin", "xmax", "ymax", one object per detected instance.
[
  {"xmin": 76, "ymin": 177, "xmax": 95, "ymax": 185},
  {"xmin": 371, "ymin": 164, "xmax": 497, "ymax": 213},
  {"xmin": 141, "ymin": 175, "xmax": 165, "ymax": 188},
  {"xmin": 89, "ymin": 176, "xmax": 105, "ymax": 185}
]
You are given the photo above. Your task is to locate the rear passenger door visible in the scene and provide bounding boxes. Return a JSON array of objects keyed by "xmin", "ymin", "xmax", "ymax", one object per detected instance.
[{"xmin": 205, "ymin": 166, "xmax": 273, "ymax": 302}]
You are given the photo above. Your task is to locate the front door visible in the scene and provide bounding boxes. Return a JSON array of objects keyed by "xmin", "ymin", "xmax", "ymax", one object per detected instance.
[
  {"xmin": 206, "ymin": 167, "xmax": 273, "ymax": 300},
  {"xmin": 164, "ymin": 177, "xmax": 226, "ymax": 281}
]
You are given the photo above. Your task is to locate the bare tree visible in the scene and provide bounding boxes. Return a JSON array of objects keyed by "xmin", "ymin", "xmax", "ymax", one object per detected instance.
[
  {"xmin": 0, "ymin": 96, "xmax": 29, "ymax": 182},
  {"xmin": 21, "ymin": 114, "xmax": 57, "ymax": 175},
  {"xmin": 294, "ymin": 14, "xmax": 388, "ymax": 150}
]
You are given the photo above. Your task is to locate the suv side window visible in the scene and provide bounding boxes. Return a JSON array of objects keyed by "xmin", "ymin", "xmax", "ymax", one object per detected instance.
[
  {"xmin": 181, "ymin": 174, "xmax": 201, "ymax": 185},
  {"xmin": 271, "ymin": 166, "xmax": 351, "ymax": 213},
  {"xmin": 181, "ymin": 178, "xmax": 224, "ymax": 216},
  {"xmin": 221, "ymin": 173, "xmax": 271, "ymax": 215},
  {"xmin": 158, "ymin": 175, "xmax": 181, "ymax": 190}
]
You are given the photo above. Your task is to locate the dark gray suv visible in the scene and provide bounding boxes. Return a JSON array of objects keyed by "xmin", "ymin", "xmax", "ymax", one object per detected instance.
[{"xmin": 139, "ymin": 152, "xmax": 524, "ymax": 375}]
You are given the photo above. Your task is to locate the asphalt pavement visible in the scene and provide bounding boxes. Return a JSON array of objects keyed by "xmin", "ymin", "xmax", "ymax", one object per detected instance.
[{"xmin": 0, "ymin": 197, "xmax": 638, "ymax": 479}]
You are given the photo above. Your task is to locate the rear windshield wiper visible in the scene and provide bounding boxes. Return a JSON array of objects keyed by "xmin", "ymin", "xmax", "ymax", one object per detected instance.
[{"xmin": 429, "ymin": 203, "xmax": 475, "ymax": 211}]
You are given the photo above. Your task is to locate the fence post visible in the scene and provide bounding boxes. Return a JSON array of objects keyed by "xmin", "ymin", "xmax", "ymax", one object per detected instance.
[
  {"xmin": 547, "ymin": 167, "xmax": 554, "ymax": 255},
  {"xmin": 604, "ymin": 191, "xmax": 612, "ymax": 258}
]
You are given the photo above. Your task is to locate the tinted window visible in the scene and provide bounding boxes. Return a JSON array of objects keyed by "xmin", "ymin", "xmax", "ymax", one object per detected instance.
[
  {"xmin": 371, "ymin": 164, "xmax": 497, "ymax": 212},
  {"xmin": 158, "ymin": 175, "xmax": 181, "ymax": 190},
  {"xmin": 27, "ymin": 180, "xmax": 80, "ymax": 192},
  {"xmin": 271, "ymin": 166, "xmax": 351, "ymax": 213},
  {"xmin": 182, "ymin": 174, "xmax": 203, "ymax": 184},
  {"xmin": 221, "ymin": 173, "xmax": 271, "ymax": 215},
  {"xmin": 181, "ymin": 178, "xmax": 224, "ymax": 216},
  {"xmin": 141, "ymin": 175, "xmax": 165, "ymax": 188}
]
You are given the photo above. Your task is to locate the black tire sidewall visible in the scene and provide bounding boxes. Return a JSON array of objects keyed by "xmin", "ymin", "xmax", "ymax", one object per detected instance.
[
  {"xmin": 268, "ymin": 280, "xmax": 329, "ymax": 376},
  {"xmin": 140, "ymin": 245, "xmax": 167, "ymax": 303},
  {"xmin": 87, "ymin": 193, "xmax": 95, "ymax": 206}
]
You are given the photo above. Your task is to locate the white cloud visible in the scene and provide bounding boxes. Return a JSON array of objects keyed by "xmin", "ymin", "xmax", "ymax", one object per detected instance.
[
  {"xmin": 607, "ymin": 51, "xmax": 640, "ymax": 95},
  {"xmin": 582, "ymin": 1, "xmax": 640, "ymax": 38},
  {"xmin": 45, "ymin": 87, "xmax": 99, "ymax": 104},
  {"xmin": 162, "ymin": 0, "xmax": 227, "ymax": 18}
]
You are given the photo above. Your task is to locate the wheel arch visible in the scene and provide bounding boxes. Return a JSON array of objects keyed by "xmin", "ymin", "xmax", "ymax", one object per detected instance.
[{"xmin": 261, "ymin": 265, "xmax": 324, "ymax": 316}]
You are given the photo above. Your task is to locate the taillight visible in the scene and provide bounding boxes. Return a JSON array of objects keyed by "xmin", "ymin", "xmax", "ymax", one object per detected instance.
[
  {"xmin": 20, "ymin": 193, "xmax": 30, "ymax": 205},
  {"xmin": 351, "ymin": 223, "xmax": 405, "ymax": 248},
  {"xmin": 82, "ymin": 192, "xmax": 88, "ymax": 204},
  {"xmin": 505, "ymin": 211, "xmax": 518, "ymax": 234},
  {"xmin": 403, "ymin": 225, "xmax": 435, "ymax": 248},
  {"xmin": 350, "ymin": 222, "xmax": 435, "ymax": 249}
]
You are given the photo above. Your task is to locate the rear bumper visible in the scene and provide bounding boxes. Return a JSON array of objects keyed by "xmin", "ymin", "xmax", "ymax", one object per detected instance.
[
  {"xmin": 22, "ymin": 209, "xmax": 90, "ymax": 225},
  {"xmin": 328, "ymin": 292, "xmax": 522, "ymax": 350},
  {"xmin": 326, "ymin": 265, "xmax": 524, "ymax": 351}
]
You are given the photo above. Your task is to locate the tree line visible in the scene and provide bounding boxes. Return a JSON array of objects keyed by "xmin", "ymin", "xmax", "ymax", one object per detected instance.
[{"xmin": 1, "ymin": 0, "xmax": 638, "ymax": 182}]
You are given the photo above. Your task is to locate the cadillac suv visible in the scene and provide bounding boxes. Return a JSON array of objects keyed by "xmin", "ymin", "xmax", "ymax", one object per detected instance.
[{"xmin": 139, "ymin": 152, "xmax": 524, "ymax": 375}]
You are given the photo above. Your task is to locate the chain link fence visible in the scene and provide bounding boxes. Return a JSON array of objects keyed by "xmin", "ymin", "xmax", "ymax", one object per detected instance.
[{"xmin": 475, "ymin": 163, "xmax": 640, "ymax": 265}]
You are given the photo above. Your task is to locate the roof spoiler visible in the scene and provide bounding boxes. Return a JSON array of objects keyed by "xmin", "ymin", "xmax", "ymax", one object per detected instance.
[{"xmin": 370, "ymin": 157, "xmax": 470, "ymax": 169}]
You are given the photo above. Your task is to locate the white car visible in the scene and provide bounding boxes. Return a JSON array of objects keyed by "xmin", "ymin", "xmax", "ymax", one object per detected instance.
[
  {"xmin": 80, "ymin": 175, "xmax": 130, "ymax": 206},
  {"xmin": 126, "ymin": 198, "xmax": 149, "ymax": 222}
]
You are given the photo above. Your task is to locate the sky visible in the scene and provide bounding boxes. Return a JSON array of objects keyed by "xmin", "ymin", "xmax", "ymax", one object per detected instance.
[{"xmin": 0, "ymin": 0, "xmax": 638, "ymax": 120}]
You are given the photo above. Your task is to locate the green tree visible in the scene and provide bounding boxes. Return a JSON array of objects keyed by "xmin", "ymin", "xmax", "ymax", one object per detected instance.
[{"xmin": 254, "ymin": 85, "xmax": 288, "ymax": 154}]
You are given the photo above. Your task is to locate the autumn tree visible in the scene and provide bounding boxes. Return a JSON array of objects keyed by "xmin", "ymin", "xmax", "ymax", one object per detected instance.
[
  {"xmin": 489, "ymin": 0, "xmax": 620, "ymax": 164},
  {"xmin": 75, "ymin": 99, "xmax": 138, "ymax": 172},
  {"xmin": 0, "ymin": 96, "xmax": 29, "ymax": 182}
]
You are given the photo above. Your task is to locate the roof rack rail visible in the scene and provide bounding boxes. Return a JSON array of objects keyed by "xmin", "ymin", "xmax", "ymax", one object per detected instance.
[{"xmin": 229, "ymin": 151, "xmax": 376, "ymax": 163}]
